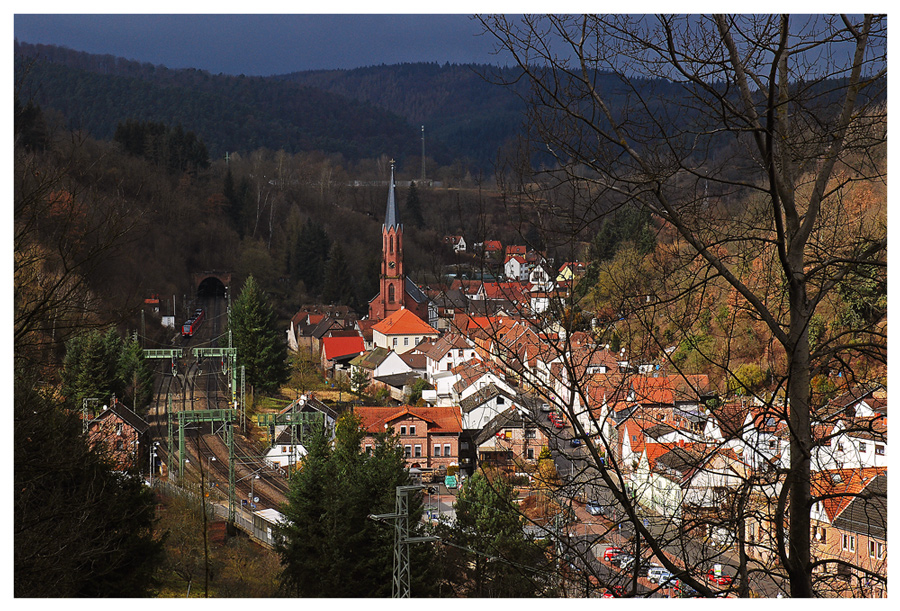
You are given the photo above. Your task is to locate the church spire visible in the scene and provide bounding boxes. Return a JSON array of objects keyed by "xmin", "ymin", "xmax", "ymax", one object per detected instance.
[{"xmin": 384, "ymin": 159, "xmax": 400, "ymax": 230}]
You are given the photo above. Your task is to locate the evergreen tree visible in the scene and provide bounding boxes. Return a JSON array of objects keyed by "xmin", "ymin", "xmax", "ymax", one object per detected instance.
[
  {"xmin": 118, "ymin": 336, "xmax": 155, "ymax": 415},
  {"xmin": 15, "ymin": 368, "xmax": 164, "ymax": 596},
  {"xmin": 61, "ymin": 328, "xmax": 122, "ymax": 408},
  {"xmin": 230, "ymin": 275, "xmax": 289, "ymax": 393},
  {"xmin": 277, "ymin": 414, "xmax": 439, "ymax": 597},
  {"xmin": 443, "ymin": 469, "xmax": 555, "ymax": 597}
]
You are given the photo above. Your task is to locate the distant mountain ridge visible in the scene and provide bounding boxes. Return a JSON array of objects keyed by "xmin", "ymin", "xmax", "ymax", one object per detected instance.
[
  {"xmin": 14, "ymin": 42, "xmax": 525, "ymax": 168},
  {"xmin": 15, "ymin": 42, "xmax": 434, "ymax": 164}
]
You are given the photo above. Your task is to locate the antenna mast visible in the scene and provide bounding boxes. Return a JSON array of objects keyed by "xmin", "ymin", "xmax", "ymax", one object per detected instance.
[{"xmin": 421, "ymin": 125, "xmax": 425, "ymax": 182}]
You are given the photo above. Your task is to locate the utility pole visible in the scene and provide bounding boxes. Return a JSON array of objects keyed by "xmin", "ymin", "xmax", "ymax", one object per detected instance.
[{"xmin": 369, "ymin": 484, "xmax": 439, "ymax": 598}]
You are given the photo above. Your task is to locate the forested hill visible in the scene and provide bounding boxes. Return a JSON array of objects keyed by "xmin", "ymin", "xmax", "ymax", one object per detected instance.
[
  {"xmin": 275, "ymin": 63, "xmax": 530, "ymax": 169},
  {"xmin": 14, "ymin": 41, "xmax": 438, "ymax": 164}
]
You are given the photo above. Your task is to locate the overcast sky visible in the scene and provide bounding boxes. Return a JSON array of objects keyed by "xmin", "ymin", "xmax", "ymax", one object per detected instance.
[{"xmin": 14, "ymin": 12, "xmax": 513, "ymax": 76}]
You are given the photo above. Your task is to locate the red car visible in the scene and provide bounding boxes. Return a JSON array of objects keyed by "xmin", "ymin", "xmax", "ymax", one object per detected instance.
[
  {"xmin": 603, "ymin": 546, "xmax": 622, "ymax": 561},
  {"xmin": 707, "ymin": 570, "xmax": 733, "ymax": 586}
]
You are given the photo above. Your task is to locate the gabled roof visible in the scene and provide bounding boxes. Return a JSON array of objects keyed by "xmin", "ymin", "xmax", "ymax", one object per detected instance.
[
  {"xmin": 355, "ymin": 405, "xmax": 463, "ymax": 434},
  {"xmin": 831, "ymin": 473, "xmax": 886, "ymax": 539},
  {"xmin": 423, "ymin": 333, "xmax": 472, "ymax": 361},
  {"xmin": 458, "ymin": 382, "xmax": 520, "ymax": 414},
  {"xmin": 473, "ymin": 405, "xmax": 538, "ymax": 445},
  {"xmin": 371, "ymin": 307, "xmax": 438, "ymax": 336},
  {"xmin": 91, "ymin": 401, "xmax": 149, "ymax": 434},
  {"xmin": 483, "ymin": 240, "xmax": 502, "ymax": 252},
  {"xmin": 349, "ymin": 347, "xmax": 392, "ymax": 370},
  {"xmin": 321, "ymin": 335, "xmax": 365, "ymax": 361},
  {"xmin": 398, "ymin": 351, "xmax": 427, "ymax": 370},
  {"xmin": 810, "ymin": 467, "xmax": 887, "ymax": 524}
]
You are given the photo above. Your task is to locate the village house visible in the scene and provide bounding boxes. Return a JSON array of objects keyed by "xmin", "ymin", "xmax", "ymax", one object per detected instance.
[
  {"xmin": 371, "ymin": 307, "xmax": 440, "ymax": 355},
  {"xmin": 356, "ymin": 405, "xmax": 463, "ymax": 476},
  {"xmin": 443, "ymin": 234, "xmax": 466, "ymax": 253},
  {"xmin": 473, "ymin": 404, "xmax": 549, "ymax": 470},
  {"xmin": 86, "ymin": 400, "xmax": 150, "ymax": 471},
  {"xmin": 320, "ymin": 335, "xmax": 366, "ymax": 378},
  {"xmin": 809, "ymin": 468, "xmax": 887, "ymax": 597}
]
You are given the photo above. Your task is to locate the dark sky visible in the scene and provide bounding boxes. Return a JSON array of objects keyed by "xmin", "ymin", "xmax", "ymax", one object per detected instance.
[{"xmin": 14, "ymin": 13, "xmax": 512, "ymax": 76}]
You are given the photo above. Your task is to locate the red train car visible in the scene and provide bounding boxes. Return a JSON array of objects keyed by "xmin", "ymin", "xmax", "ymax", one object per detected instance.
[{"xmin": 181, "ymin": 308, "xmax": 205, "ymax": 337}]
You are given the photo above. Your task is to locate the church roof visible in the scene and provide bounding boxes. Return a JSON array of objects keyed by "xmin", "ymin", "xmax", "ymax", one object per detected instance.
[{"xmin": 384, "ymin": 163, "xmax": 400, "ymax": 230}]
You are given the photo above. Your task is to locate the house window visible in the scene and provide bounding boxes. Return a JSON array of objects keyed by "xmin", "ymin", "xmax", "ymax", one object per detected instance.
[
  {"xmin": 444, "ymin": 444, "xmax": 451, "ymax": 457},
  {"xmin": 875, "ymin": 444, "xmax": 885, "ymax": 455},
  {"xmin": 393, "ymin": 337, "xmax": 398, "ymax": 346},
  {"xmin": 842, "ymin": 534, "xmax": 856, "ymax": 552},
  {"xmin": 497, "ymin": 396, "xmax": 505, "ymax": 405},
  {"xmin": 458, "ymin": 349, "xmax": 464, "ymax": 357},
  {"xmin": 414, "ymin": 445, "xmax": 422, "ymax": 458},
  {"xmin": 869, "ymin": 541, "xmax": 885, "ymax": 560},
  {"xmin": 400, "ymin": 426, "xmax": 407, "ymax": 435},
  {"xmin": 434, "ymin": 444, "xmax": 441, "ymax": 457},
  {"xmin": 525, "ymin": 428, "xmax": 536, "ymax": 439},
  {"xmin": 404, "ymin": 445, "xmax": 411, "ymax": 458},
  {"xmin": 769, "ymin": 439, "xmax": 777, "ymax": 449},
  {"xmin": 837, "ymin": 442, "xmax": 845, "ymax": 452},
  {"xmin": 460, "ymin": 442, "xmax": 469, "ymax": 450},
  {"xmin": 282, "ymin": 446, "xmax": 288, "ymax": 453},
  {"xmin": 410, "ymin": 426, "xmax": 416, "ymax": 436},
  {"xmin": 116, "ymin": 423, "xmax": 124, "ymax": 435},
  {"xmin": 858, "ymin": 441, "xmax": 867, "ymax": 453},
  {"xmin": 404, "ymin": 337, "xmax": 409, "ymax": 346},
  {"xmin": 389, "ymin": 284, "xmax": 395, "ymax": 302},
  {"xmin": 527, "ymin": 448, "xmax": 535, "ymax": 460}
]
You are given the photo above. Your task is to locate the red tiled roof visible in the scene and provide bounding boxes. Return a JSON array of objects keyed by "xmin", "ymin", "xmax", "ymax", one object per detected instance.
[
  {"xmin": 371, "ymin": 308, "xmax": 438, "ymax": 336},
  {"xmin": 355, "ymin": 405, "xmax": 463, "ymax": 434},
  {"xmin": 484, "ymin": 240, "xmax": 502, "ymax": 252},
  {"xmin": 321, "ymin": 336, "xmax": 365, "ymax": 361},
  {"xmin": 810, "ymin": 467, "xmax": 887, "ymax": 522}
]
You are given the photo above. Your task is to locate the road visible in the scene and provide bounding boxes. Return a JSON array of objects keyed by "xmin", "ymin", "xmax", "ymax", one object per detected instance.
[{"xmin": 535, "ymin": 405, "xmax": 784, "ymax": 597}]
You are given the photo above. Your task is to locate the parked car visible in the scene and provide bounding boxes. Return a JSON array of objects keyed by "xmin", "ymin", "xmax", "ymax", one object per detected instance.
[
  {"xmin": 586, "ymin": 500, "xmax": 604, "ymax": 516},
  {"xmin": 707, "ymin": 570, "xmax": 733, "ymax": 586},
  {"xmin": 647, "ymin": 567, "xmax": 674, "ymax": 584},
  {"xmin": 570, "ymin": 438, "xmax": 583, "ymax": 447},
  {"xmin": 603, "ymin": 546, "xmax": 622, "ymax": 561},
  {"xmin": 611, "ymin": 553, "xmax": 634, "ymax": 568},
  {"xmin": 637, "ymin": 561, "xmax": 661, "ymax": 578},
  {"xmin": 541, "ymin": 403, "xmax": 551, "ymax": 412}
]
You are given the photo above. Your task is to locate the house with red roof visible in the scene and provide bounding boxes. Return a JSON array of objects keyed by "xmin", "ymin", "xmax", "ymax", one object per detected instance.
[
  {"xmin": 356, "ymin": 405, "xmax": 463, "ymax": 473},
  {"xmin": 371, "ymin": 307, "xmax": 439, "ymax": 354},
  {"xmin": 320, "ymin": 335, "xmax": 366, "ymax": 377},
  {"xmin": 808, "ymin": 467, "xmax": 887, "ymax": 597}
]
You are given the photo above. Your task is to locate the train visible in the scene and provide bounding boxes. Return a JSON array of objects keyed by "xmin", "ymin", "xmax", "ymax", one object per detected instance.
[{"xmin": 181, "ymin": 308, "xmax": 205, "ymax": 337}]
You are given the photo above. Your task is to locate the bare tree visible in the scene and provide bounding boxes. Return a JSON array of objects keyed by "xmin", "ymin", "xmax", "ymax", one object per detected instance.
[{"xmin": 475, "ymin": 14, "xmax": 885, "ymax": 598}]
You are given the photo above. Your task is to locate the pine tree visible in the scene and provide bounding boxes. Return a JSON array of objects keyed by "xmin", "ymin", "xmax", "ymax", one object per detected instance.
[
  {"xmin": 230, "ymin": 275, "xmax": 290, "ymax": 393},
  {"xmin": 118, "ymin": 336, "xmax": 155, "ymax": 415},
  {"xmin": 61, "ymin": 328, "xmax": 122, "ymax": 408},
  {"xmin": 277, "ymin": 414, "xmax": 438, "ymax": 597},
  {"xmin": 444, "ymin": 469, "xmax": 555, "ymax": 597},
  {"xmin": 15, "ymin": 368, "xmax": 164, "ymax": 596}
]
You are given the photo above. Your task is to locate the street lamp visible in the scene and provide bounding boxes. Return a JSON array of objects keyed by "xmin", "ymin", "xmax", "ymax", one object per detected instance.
[
  {"xmin": 249, "ymin": 474, "xmax": 260, "ymax": 510},
  {"xmin": 149, "ymin": 441, "xmax": 160, "ymax": 486}
]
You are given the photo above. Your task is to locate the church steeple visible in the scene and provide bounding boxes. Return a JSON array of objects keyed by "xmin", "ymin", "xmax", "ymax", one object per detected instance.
[
  {"xmin": 369, "ymin": 159, "xmax": 406, "ymax": 322},
  {"xmin": 384, "ymin": 159, "xmax": 400, "ymax": 230}
]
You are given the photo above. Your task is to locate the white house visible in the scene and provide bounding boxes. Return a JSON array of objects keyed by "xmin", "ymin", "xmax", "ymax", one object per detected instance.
[{"xmin": 812, "ymin": 417, "xmax": 887, "ymax": 471}]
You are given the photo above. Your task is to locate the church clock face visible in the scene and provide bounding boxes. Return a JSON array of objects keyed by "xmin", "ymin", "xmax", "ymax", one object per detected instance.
[{"xmin": 388, "ymin": 261, "xmax": 395, "ymax": 269}]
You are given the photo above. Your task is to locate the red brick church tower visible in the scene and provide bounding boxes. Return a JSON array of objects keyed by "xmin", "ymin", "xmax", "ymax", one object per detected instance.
[{"xmin": 368, "ymin": 161, "xmax": 429, "ymax": 322}]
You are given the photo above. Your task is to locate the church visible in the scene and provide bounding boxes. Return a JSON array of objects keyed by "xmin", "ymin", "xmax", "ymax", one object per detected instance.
[{"xmin": 367, "ymin": 162, "xmax": 430, "ymax": 323}]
